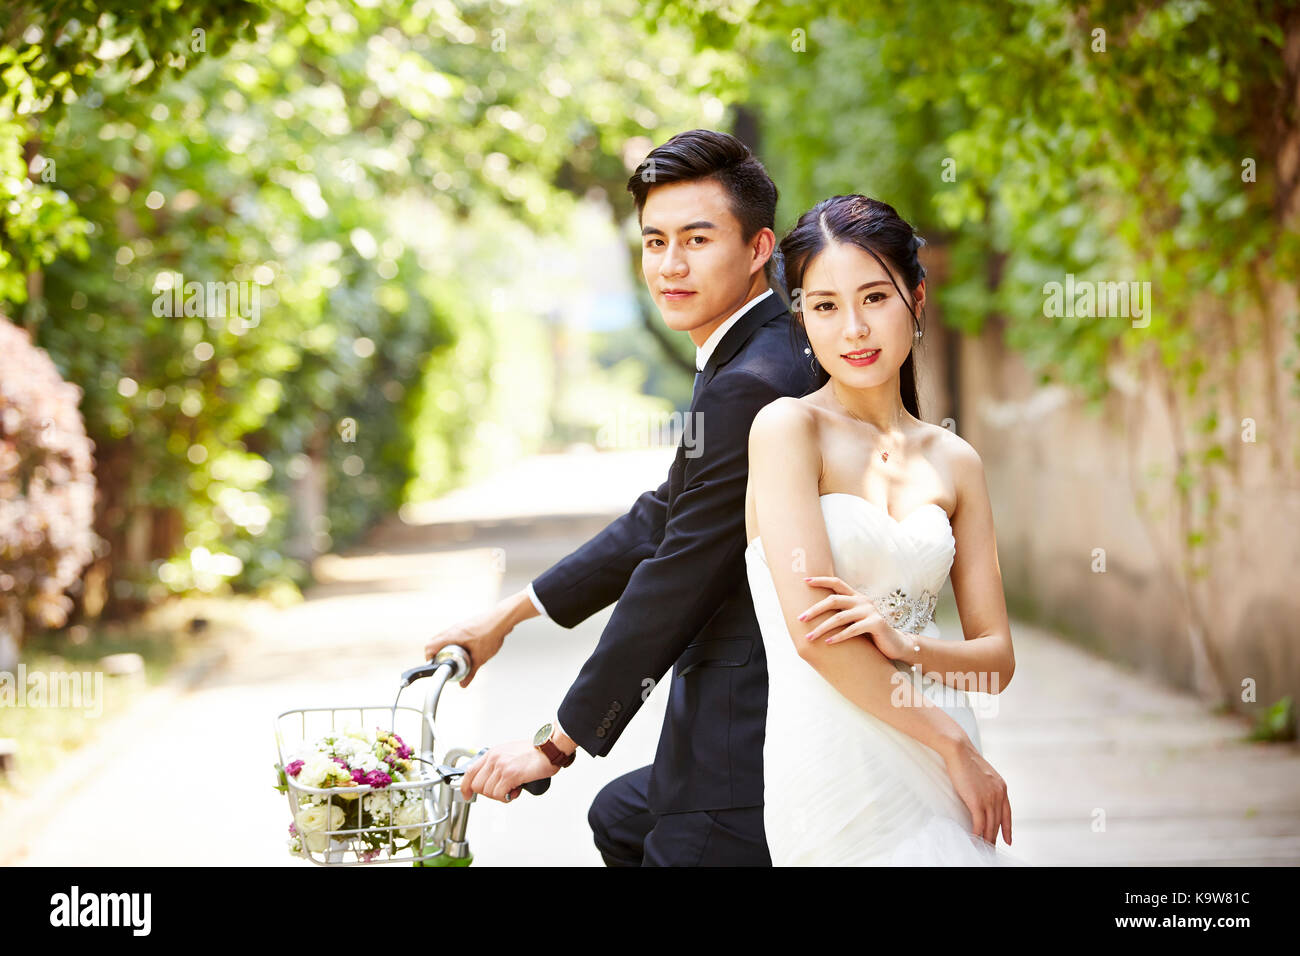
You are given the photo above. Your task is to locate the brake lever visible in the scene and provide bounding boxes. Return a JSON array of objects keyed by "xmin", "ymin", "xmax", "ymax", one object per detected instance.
[
  {"xmin": 431, "ymin": 763, "xmax": 469, "ymax": 785},
  {"xmin": 400, "ymin": 646, "xmax": 471, "ymax": 689}
]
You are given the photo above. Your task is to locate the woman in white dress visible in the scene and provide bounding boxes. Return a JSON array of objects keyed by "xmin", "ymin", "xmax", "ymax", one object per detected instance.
[{"xmin": 744, "ymin": 194, "xmax": 1023, "ymax": 865}]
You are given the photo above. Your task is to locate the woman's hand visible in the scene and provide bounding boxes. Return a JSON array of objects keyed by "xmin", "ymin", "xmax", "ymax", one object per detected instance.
[
  {"xmin": 798, "ymin": 575, "xmax": 913, "ymax": 661},
  {"xmin": 940, "ymin": 736, "xmax": 1013, "ymax": 847}
]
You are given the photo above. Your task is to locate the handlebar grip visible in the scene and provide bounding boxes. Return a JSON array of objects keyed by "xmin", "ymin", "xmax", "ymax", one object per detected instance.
[
  {"xmin": 401, "ymin": 645, "xmax": 472, "ymax": 689},
  {"xmin": 521, "ymin": 778, "xmax": 551, "ymax": 796}
]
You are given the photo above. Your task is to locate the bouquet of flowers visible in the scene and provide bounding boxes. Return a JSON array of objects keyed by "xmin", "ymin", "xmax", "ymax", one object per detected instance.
[{"xmin": 273, "ymin": 725, "xmax": 431, "ymax": 861}]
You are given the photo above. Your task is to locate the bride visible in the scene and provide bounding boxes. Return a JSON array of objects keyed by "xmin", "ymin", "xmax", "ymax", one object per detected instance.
[{"xmin": 744, "ymin": 194, "xmax": 1024, "ymax": 866}]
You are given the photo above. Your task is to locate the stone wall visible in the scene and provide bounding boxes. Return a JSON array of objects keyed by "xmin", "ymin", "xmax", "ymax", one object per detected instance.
[{"xmin": 914, "ymin": 301, "xmax": 1300, "ymax": 721}]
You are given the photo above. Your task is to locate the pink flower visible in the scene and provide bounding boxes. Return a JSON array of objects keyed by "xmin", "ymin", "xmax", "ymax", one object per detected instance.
[{"xmin": 285, "ymin": 760, "xmax": 305, "ymax": 777}]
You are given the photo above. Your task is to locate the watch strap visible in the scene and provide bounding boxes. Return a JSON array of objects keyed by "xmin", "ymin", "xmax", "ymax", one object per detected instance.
[{"xmin": 536, "ymin": 736, "xmax": 575, "ymax": 768}]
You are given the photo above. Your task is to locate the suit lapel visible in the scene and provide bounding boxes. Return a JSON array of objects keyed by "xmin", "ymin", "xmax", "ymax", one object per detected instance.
[
  {"xmin": 671, "ymin": 290, "xmax": 787, "ymax": 506},
  {"xmin": 692, "ymin": 290, "xmax": 787, "ymax": 404}
]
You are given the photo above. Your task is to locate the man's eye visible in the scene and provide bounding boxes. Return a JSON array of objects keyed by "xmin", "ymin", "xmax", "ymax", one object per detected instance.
[{"xmin": 689, "ymin": 235, "xmax": 707, "ymax": 245}]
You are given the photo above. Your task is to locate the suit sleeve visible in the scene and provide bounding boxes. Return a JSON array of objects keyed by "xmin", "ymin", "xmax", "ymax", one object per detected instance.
[
  {"xmin": 556, "ymin": 370, "xmax": 781, "ymax": 756},
  {"xmin": 528, "ymin": 476, "xmax": 670, "ymax": 628}
]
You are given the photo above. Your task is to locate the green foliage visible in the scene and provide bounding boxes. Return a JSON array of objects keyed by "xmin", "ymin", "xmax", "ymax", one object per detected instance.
[
  {"xmin": 1248, "ymin": 695, "xmax": 1296, "ymax": 742},
  {"xmin": 649, "ymin": 0, "xmax": 1294, "ymax": 399},
  {"xmin": 0, "ymin": 2, "xmax": 264, "ymax": 300},
  {"xmin": 1, "ymin": 0, "xmax": 740, "ymax": 615}
]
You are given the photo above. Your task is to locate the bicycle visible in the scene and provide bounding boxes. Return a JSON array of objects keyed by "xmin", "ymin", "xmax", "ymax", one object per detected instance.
[{"xmin": 272, "ymin": 644, "xmax": 548, "ymax": 866}]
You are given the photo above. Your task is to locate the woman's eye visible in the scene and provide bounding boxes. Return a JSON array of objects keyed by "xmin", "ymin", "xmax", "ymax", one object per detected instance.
[
  {"xmin": 865, "ymin": 292, "xmax": 886, "ymax": 304},
  {"xmin": 812, "ymin": 301, "xmax": 834, "ymax": 311}
]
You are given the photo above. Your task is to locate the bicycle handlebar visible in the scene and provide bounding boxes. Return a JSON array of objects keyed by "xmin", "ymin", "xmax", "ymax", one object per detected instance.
[
  {"xmin": 427, "ymin": 755, "xmax": 550, "ymax": 799},
  {"xmin": 402, "ymin": 645, "xmax": 471, "ymax": 688},
  {"xmin": 404, "ymin": 647, "xmax": 550, "ymax": 799}
]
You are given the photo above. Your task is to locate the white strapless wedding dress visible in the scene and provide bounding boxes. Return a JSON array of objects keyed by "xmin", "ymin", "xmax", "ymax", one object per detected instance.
[{"xmin": 745, "ymin": 493, "xmax": 1024, "ymax": 866}]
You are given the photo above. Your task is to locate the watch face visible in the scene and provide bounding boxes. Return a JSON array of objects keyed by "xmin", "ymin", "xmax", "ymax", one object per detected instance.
[{"xmin": 533, "ymin": 722, "xmax": 553, "ymax": 747}]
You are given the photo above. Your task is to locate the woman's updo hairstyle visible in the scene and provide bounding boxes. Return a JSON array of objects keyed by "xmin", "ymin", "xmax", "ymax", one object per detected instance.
[{"xmin": 776, "ymin": 195, "xmax": 927, "ymax": 418}]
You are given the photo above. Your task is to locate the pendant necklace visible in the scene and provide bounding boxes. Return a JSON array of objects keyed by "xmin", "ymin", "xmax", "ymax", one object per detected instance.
[{"xmin": 831, "ymin": 389, "xmax": 904, "ymax": 464}]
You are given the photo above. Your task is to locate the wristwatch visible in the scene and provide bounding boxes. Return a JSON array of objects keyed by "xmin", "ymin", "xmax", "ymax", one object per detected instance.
[{"xmin": 533, "ymin": 721, "xmax": 576, "ymax": 769}]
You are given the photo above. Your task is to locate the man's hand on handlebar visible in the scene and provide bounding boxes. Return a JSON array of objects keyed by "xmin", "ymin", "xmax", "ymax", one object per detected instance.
[
  {"xmin": 460, "ymin": 739, "xmax": 559, "ymax": 803},
  {"xmin": 424, "ymin": 589, "xmax": 537, "ymax": 688}
]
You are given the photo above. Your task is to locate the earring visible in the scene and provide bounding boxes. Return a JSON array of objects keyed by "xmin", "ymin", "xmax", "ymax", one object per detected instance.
[
  {"xmin": 914, "ymin": 328, "xmax": 923, "ymax": 340},
  {"xmin": 804, "ymin": 346, "xmax": 820, "ymax": 373}
]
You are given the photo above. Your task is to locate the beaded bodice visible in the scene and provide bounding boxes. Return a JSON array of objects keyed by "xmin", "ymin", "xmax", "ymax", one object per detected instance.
[{"xmin": 747, "ymin": 493, "xmax": 955, "ymax": 639}]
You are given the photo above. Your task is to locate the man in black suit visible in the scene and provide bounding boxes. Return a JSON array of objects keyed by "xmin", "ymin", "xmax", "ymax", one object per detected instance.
[{"xmin": 430, "ymin": 129, "xmax": 825, "ymax": 865}]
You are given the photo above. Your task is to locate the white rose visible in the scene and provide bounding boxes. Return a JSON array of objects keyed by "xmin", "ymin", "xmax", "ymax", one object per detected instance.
[
  {"xmin": 286, "ymin": 743, "xmax": 327, "ymax": 767},
  {"xmin": 297, "ymin": 756, "xmax": 337, "ymax": 789},
  {"xmin": 335, "ymin": 736, "xmax": 366, "ymax": 757},
  {"xmin": 295, "ymin": 803, "xmax": 346, "ymax": 852},
  {"xmin": 394, "ymin": 801, "xmax": 430, "ymax": 840}
]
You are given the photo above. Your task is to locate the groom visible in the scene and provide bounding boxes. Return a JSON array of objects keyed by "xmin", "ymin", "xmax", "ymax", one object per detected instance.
[{"xmin": 428, "ymin": 129, "xmax": 824, "ymax": 865}]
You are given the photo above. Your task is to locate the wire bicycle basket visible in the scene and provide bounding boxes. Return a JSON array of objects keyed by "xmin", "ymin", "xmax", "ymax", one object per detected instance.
[{"xmin": 272, "ymin": 645, "xmax": 484, "ymax": 867}]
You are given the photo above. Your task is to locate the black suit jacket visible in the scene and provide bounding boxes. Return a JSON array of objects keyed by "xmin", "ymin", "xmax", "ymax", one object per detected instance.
[{"xmin": 531, "ymin": 290, "xmax": 827, "ymax": 814}]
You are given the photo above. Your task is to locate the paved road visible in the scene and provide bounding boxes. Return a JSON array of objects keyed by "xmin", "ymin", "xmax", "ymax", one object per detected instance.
[{"xmin": 5, "ymin": 448, "xmax": 1299, "ymax": 866}]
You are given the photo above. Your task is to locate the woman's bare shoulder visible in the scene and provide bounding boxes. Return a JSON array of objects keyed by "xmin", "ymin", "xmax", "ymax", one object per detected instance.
[
  {"xmin": 751, "ymin": 395, "xmax": 820, "ymax": 442},
  {"xmin": 918, "ymin": 421, "xmax": 986, "ymax": 500}
]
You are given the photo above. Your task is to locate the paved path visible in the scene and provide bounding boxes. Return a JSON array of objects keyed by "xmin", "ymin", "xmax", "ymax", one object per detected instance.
[{"xmin": 4, "ymin": 449, "xmax": 1298, "ymax": 866}]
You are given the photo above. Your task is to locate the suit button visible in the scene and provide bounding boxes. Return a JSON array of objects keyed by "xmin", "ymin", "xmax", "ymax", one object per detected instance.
[
  {"xmin": 595, "ymin": 727, "xmax": 606, "ymax": 739},
  {"xmin": 610, "ymin": 701, "xmax": 622, "ymax": 713},
  {"xmin": 605, "ymin": 709, "xmax": 616, "ymax": 720},
  {"xmin": 601, "ymin": 717, "xmax": 612, "ymax": 729}
]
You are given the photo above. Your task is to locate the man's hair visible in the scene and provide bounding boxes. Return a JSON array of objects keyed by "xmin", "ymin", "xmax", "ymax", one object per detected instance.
[{"xmin": 626, "ymin": 129, "xmax": 778, "ymax": 250}]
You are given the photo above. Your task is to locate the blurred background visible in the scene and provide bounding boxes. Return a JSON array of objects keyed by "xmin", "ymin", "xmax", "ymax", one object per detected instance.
[{"xmin": 1, "ymin": 0, "xmax": 1298, "ymax": 866}]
